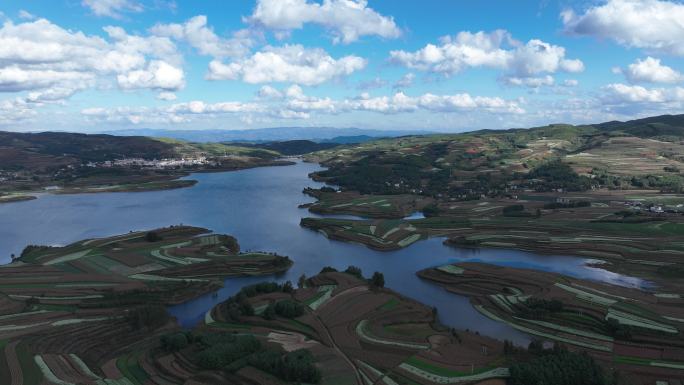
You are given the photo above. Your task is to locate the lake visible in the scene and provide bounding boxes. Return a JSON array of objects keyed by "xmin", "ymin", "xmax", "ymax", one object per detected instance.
[{"xmin": 0, "ymin": 160, "xmax": 650, "ymax": 345}]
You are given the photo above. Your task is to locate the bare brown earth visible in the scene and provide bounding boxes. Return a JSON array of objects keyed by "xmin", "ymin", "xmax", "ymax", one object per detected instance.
[{"xmin": 418, "ymin": 262, "xmax": 684, "ymax": 384}]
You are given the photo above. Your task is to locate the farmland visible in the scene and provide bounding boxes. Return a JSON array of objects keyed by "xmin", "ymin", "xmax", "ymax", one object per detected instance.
[
  {"xmin": 303, "ymin": 187, "xmax": 433, "ymax": 218},
  {"xmin": 197, "ymin": 269, "xmax": 509, "ymax": 385},
  {"xmin": 0, "ymin": 226, "xmax": 293, "ymax": 385},
  {"xmin": 418, "ymin": 262, "xmax": 684, "ymax": 385},
  {"xmin": 301, "ymin": 188, "xmax": 684, "ymax": 290}
]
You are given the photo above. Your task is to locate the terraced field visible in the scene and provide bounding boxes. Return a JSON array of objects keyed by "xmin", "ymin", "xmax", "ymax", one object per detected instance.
[
  {"xmin": 201, "ymin": 270, "xmax": 508, "ymax": 385},
  {"xmin": 418, "ymin": 262, "xmax": 684, "ymax": 384},
  {"xmin": 0, "ymin": 226, "xmax": 292, "ymax": 385}
]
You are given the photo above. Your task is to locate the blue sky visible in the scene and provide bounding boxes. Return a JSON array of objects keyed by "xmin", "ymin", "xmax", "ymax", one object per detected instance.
[{"xmin": 1, "ymin": 0, "xmax": 684, "ymax": 132}]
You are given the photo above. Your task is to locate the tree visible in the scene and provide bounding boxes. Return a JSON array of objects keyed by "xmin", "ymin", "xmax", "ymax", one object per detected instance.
[
  {"xmin": 145, "ymin": 231, "xmax": 162, "ymax": 242},
  {"xmin": 344, "ymin": 265, "xmax": 363, "ymax": 279},
  {"xmin": 370, "ymin": 272, "xmax": 385, "ymax": 288},
  {"xmin": 297, "ymin": 274, "xmax": 307, "ymax": 289},
  {"xmin": 509, "ymin": 350, "xmax": 611, "ymax": 385}
]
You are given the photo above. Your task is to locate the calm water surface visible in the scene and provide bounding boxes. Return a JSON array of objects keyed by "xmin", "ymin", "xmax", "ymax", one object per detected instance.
[{"xmin": 0, "ymin": 161, "xmax": 649, "ymax": 345}]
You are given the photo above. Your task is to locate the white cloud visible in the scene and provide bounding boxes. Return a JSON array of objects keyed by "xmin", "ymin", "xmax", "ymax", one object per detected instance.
[
  {"xmin": 80, "ymin": 87, "xmax": 525, "ymax": 127},
  {"xmin": 0, "ymin": 97, "xmax": 36, "ymax": 124},
  {"xmin": 257, "ymin": 85, "xmax": 283, "ymax": 99},
  {"xmin": 505, "ymin": 75, "xmax": 555, "ymax": 88},
  {"xmin": 117, "ymin": 60, "xmax": 184, "ymax": 91},
  {"xmin": 168, "ymin": 100, "xmax": 262, "ymax": 114},
  {"xmin": 563, "ymin": 79, "xmax": 579, "ymax": 87},
  {"xmin": 247, "ymin": 0, "xmax": 401, "ymax": 44},
  {"xmin": 393, "ymin": 72, "xmax": 415, "ymax": 89},
  {"xmin": 603, "ymin": 83, "xmax": 666, "ymax": 102},
  {"xmin": 81, "ymin": 0, "xmax": 143, "ymax": 18},
  {"xmin": 357, "ymin": 77, "xmax": 387, "ymax": 90},
  {"xmin": 390, "ymin": 30, "xmax": 583, "ymax": 84},
  {"xmin": 18, "ymin": 10, "xmax": 36, "ymax": 20},
  {"xmin": 206, "ymin": 44, "xmax": 366, "ymax": 85},
  {"xmin": 621, "ymin": 57, "xmax": 683, "ymax": 84},
  {"xmin": 157, "ymin": 91, "xmax": 177, "ymax": 101},
  {"xmin": 562, "ymin": 0, "xmax": 684, "ymax": 56},
  {"xmin": 283, "ymin": 86, "xmax": 525, "ymax": 115},
  {"xmin": 602, "ymin": 83, "xmax": 684, "ymax": 104},
  {"xmin": 0, "ymin": 18, "xmax": 183, "ymax": 107},
  {"xmin": 150, "ymin": 15, "xmax": 256, "ymax": 59}
]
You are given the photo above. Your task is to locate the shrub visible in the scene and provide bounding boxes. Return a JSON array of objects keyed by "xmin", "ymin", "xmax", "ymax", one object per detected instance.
[
  {"xmin": 249, "ymin": 349, "xmax": 321, "ymax": 384},
  {"xmin": 319, "ymin": 266, "xmax": 338, "ymax": 274},
  {"xmin": 160, "ymin": 332, "xmax": 190, "ymax": 351},
  {"xmin": 344, "ymin": 265, "xmax": 363, "ymax": 279},
  {"xmin": 422, "ymin": 204, "xmax": 440, "ymax": 217},
  {"xmin": 126, "ymin": 305, "xmax": 169, "ymax": 330},
  {"xmin": 371, "ymin": 272, "xmax": 385, "ymax": 288},
  {"xmin": 274, "ymin": 300, "xmax": 305, "ymax": 318},
  {"xmin": 509, "ymin": 350, "xmax": 611, "ymax": 385},
  {"xmin": 145, "ymin": 231, "xmax": 162, "ymax": 242}
]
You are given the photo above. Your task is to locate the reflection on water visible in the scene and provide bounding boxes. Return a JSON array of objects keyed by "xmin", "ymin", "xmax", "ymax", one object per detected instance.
[{"xmin": 0, "ymin": 160, "xmax": 650, "ymax": 345}]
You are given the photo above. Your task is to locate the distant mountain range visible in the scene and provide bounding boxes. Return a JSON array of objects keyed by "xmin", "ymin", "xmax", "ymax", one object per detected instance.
[{"xmin": 101, "ymin": 127, "xmax": 434, "ymax": 143}]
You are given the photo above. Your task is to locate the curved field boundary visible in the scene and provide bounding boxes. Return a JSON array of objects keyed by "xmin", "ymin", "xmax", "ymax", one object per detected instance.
[
  {"xmin": 44, "ymin": 249, "xmax": 92, "ymax": 266},
  {"xmin": 0, "ymin": 310, "xmax": 50, "ymax": 321},
  {"xmin": 474, "ymin": 305, "xmax": 612, "ymax": 352},
  {"xmin": 397, "ymin": 234, "xmax": 421, "ymax": 247},
  {"xmin": 34, "ymin": 355, "xmax": 74, "ymax": 385},
  {"xmin": 356, "ymin": 320, "xmax": 429, "ymax": 350},
  {"xmin": 6, "ymin": 341, "xmax": 23, "ymax": 385},
  {"xmin": 553, "ymin": 283, "xmax": 616, "ymax": 306},
  {"xmin": 513, "ymin": 317, "xmax": 613, "ymax": 342},
  {"xmin": 68, "ymin": 354, "xmax": 101, "ymax": 381},
  {"xmin": 204, "ymin": 310, "xmax": 215, "ymax": 325},
  {"xmin": 308, "ymin": 285, "xmax": 336, "ymax": 310},
  {"xmin": 356, "ymin": 360, "xmax": 399, "ymax": 385},
  {"xmin": 605, "ymin": 309, "xmax": 678, "ymax": 334},
  {"xmin": 128, "ymin": 274, "xmax": 206, "ymax": 282},
  {"xmin": 437, "ymin": 265, "xmax": 464, "ymax": 275},
  {"xmin": 150, "ymin": 249, "xmax": 191, "ymax": 265},
  {"xmin": 9, "ymin": 294, "xmax": 103, "ymax": 300},
  {"xmin": 398, "ymin": 363, "xmax": 509, "ymax": 384}
]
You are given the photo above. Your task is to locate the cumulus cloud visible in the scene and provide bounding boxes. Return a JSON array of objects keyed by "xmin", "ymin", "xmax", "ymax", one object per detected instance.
[
  {"xmin": 0, "ymin": 97, "xmax": 37, "ymax": 124},
  {"xmin": 0, "ymin": 17, "xmax": 184, "ymax": 108},
  {"xmin": 562, "ymin": 0, "xmax": 684, "ymax": 56},
  {"xmin": 389, "ymin": 30, "xmax": 583, "ymax": 85},
  {"xmin": 80, "ymin": 86, "xmax": 525, "ymax": 126},
  {"xmin": 257, "ymin": 85, "xmax": 284, "ymax": 99},
  {"xmin": 619, "ymin": 57, "xmax": 684, "ymax": 84},
  {"xmin": 81, "ymin": 0, "xmax": 143, "ymax": 18},
  {"xmin": 345, "ymin": 92, "xmax": 525, "ymax": 114},
  {"xmin": 81, "ymin": 99, "xmax": 264, "ymax": 125},
  {"xmin": 504, "ymin": 75, "xmax": 555, "ymax": 88},
  {"xmin": 117, "ymin": 60, "xmax": 184, "ymax": 91},
  {"xmin": 602, "ymin": 83, "xmax": 684, "ymax": 110},
  {"xmin": 206, "ymin": 44, "xmax": 366, "ymax": 85},
  {"xmin": 150, "ymin": 15, "xmax": 256, "ymax": 59},
  {"xmin": 247, "ymin": 0, "xmax": 401, "ymax": 44}
]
